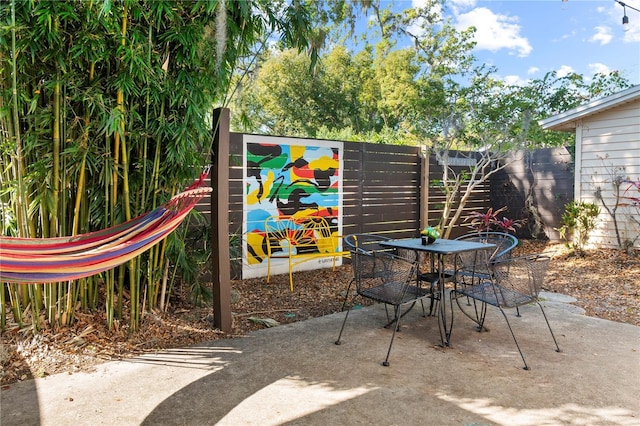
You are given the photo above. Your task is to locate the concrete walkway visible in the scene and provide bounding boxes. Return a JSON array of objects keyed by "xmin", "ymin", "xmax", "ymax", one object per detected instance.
[{"xmin": 1, "ymin": 293, "xmax": 639, "ymax": 425}]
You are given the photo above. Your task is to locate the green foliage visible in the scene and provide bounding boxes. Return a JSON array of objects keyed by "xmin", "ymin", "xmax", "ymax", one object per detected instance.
[
  {"xmin": 166, "ymin": 214, "xmax": 214, "ymax": 307},
  {"xmin": 420, "ymin": 226, "xmax": 440, "ymax": 239},
  {"xmin": 556, "ymin": 201, "xmax": 601, "ymax": 252},
  {"xmin": 0, "ymin": 0, "xmax": 315, "ymax": 332},
  {"xmin": 231, "ymin": 1, "xmax": 631, "ymax": 150}
]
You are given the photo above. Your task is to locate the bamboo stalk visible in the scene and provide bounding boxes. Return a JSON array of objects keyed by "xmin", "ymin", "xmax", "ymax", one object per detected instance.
[
  {"xmin": 10, "ymin": 0, "xmax": 31, "ymax": 238},
  {"xmin": 8, "ymin": 284, "xmax": 22, "ymax": 326},
  {"xmin": 27, "ymin": 285, "xmax": 41, "ymax": 331},
  {"xmin": 52, "ymin": 73, "xmax": 61, "ymax": 235},
  {"xmin": 72, "ymin": 63, "xmax": 94, "ymax": 235},
  {"xmin": 0, "ymin": 284, "xmax": 5, "ymax": 330},
  {"xmin": 114, "ymin": 4, "xmax": 140, "ymax": 332},
  {"xmin": 106, "ymin": 269, "xmax": 114, "ymax": 330}
]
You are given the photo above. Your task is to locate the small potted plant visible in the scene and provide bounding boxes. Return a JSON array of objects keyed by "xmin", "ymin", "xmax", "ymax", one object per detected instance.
[{"xmin": 420, "ymin": 226, "xmax": 440, "ymax": 245}]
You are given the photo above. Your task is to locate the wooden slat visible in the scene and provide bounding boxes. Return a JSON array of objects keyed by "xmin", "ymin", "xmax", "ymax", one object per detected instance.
[{"xmin": 215, "ymin": 135, "xmax": 575, "ymax": 278}]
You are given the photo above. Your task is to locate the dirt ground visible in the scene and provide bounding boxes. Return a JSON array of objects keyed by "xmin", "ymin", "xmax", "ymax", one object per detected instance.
[{"xmin": 1, "ymin": 240, "xmax": 639, "ymax": 386}]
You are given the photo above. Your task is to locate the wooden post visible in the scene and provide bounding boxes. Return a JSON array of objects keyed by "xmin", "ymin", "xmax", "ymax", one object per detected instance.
[
  {"xmin": 420, "ymin": 146, "xmax": 430, "ymax": 230},
  {"xmin": 211, "ymin": 108, "xmax": 232, "ymax": 332}
]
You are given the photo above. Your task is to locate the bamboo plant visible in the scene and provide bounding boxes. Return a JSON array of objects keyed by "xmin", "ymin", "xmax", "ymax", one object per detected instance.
[{"xmin": 0, "ymin": 0, "xmax": 314, "ymax": 332}]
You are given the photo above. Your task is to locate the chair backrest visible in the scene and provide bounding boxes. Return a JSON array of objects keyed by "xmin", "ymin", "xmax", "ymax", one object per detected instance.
[
  {"xmin": 355, "ymin": 251, "xmax": 418, "ymax": 305},
  {"xmin": 491, "ymin": 253, "xmax": 551, "ymax": 307},
  {"xmin": 343, "ymin": 233, "xmax": 423, "ymax": 271},
  {"xmin": 345, "ymin": 234, "xmax": 393, "ymax": 282},
  {"xmin": 454, "ymin": 232, "xmax": 518, "ymax": 274},
  {"xmin": 344, "ymin": 233, "xmax": 392, "ymax": 255}
]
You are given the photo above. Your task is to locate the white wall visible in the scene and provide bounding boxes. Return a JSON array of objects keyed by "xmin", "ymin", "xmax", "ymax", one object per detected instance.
[{"xmin": 576, "ymin": 99, "xmax": 640, "ymax": 248}]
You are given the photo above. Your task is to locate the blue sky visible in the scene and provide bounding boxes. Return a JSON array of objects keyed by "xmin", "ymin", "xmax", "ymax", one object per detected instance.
[{"xmin": 373, "ymin": 0, "xmax": 640, "ymax": 85}]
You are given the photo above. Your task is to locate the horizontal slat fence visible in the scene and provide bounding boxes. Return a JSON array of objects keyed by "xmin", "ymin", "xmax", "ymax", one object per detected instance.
[
  {"xmin": 200, "ymin": 129, "xmax": 574, "ymax": 279},
  {"xmin": 342, "ymin": 142, "xmax": 421, "ymax": 238},
  {"xmin": 425, "ymin": 151, "xmax": 492, "ymax": 239}
]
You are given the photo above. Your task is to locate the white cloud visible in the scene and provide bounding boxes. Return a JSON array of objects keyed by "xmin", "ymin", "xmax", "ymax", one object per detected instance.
[
  {"xmin": 589, "ymin": 26, "xmax": 613, "ymax": 45},
  {"xmin": 448, "ymin": 0, "xmax": 477, "ymax": 9},
  {"xmin": 527, "ymin": 66, "xmax": 539, "ymax": 75},
  {"xmin": 622, "ymin": 24, "xmax": 640, "ymax": 42},
  {"xmin": 455, "ymin": 7, "xmax": 532, "ymax": 57},
  {"xmin": 556, "ymin": 65, "xmax": 575, "ymax": 78},
  {"xmin": 588, "ymin": 63, "xmax": 612, "ymax": 76},
  {"xmin": 503, "ymin": 75, "xmax": 527, "ymax": 86}
]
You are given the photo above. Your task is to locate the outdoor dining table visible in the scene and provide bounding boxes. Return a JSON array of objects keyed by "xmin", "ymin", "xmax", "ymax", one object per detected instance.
[{"xmin": 380, "ymin": 237, "xmax": 496, "ymax": 347}]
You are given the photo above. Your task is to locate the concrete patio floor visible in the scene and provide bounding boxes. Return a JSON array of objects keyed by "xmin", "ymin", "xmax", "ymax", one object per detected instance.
[{"xmin": 1, "ymin": 292, "xmax": 639, "ymax": 425}]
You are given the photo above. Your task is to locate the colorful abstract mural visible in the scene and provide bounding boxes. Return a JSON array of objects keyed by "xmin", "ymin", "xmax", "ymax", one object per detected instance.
[{"xmin": 242, "ymin": 135, "xmax": 344, "ymax": 279}]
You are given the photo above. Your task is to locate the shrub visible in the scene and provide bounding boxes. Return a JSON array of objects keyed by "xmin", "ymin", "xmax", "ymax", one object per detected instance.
[
  {"xmin": 467, "ymin": 206, "xmax": 524, "ymax": 235},
  {"xmin": 556, "ymin": 201, "xmax": 600, "ymax": 252}
]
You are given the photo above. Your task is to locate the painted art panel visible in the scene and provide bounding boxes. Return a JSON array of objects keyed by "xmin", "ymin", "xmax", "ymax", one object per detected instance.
[{"xmin": 242, "ymin": 135, "xmax": 344, "ymax": 279}]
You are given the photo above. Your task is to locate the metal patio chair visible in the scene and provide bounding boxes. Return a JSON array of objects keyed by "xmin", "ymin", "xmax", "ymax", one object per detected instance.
[
  {"xmin": 394, "ymin": 248, "xmax": 441, "ymax": 317},
  {"xmin": 335, "ymin": 251, "xmax": 432, "ymax": 366},
  {"xmin": 451, "ymin": 232, "xmax": 519, "ymax": 316},
  {"xmin": 345, "ymin": 235, "xmax": 435, "ymax": 318},
  {"xmin": 341, "ymin": 234, "xmax": 394, "ymax": 310},
  {"xmin": 453, "ymin": 232, "xmax": 519, "ymax": 282},
  {"xmin": 449, "ymin": 253, "xmax": 561, "ymax": 370}
]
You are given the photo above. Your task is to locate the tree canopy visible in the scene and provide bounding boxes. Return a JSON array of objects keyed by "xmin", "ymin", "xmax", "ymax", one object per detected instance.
[{"xmin": 231, "ymin": 0, "xmax": 631, "ymax": 149}]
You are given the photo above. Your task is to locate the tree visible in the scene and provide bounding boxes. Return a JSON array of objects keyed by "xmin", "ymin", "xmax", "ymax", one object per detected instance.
[
  {"xmin": 229, "ymin": 0, "xmax": 633, "ymax": 240},
  {"xmin": 0, "ymin": 0, "xmax": 315, "ymax": 332},
  {"xmin": 232, "ymin": 0, "xmax": 479, "ymax": 144}
]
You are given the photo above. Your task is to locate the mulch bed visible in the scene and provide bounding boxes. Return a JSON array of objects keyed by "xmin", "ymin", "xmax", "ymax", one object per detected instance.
[{"xmin": 1, "ymin": 240, "xmax": 638, "ymax": 386}]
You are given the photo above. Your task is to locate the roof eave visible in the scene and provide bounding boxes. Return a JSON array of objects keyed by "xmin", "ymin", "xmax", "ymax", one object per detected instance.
[{"xmin": 539, "ymin": 85, "xmax": 640, "ymax": 132}]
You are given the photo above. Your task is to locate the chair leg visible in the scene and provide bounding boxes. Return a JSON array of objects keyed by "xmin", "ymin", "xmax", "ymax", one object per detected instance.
[
  {"xmin": 428, "ymin": 296, "xmax": 437, "ymax": 316},
  {"xmin": 475, "ymin": 300, "xmax": 489, "ymax": 332},
  {"xmin": 288, "ymin": 256, "xmax": 294, "ymax": 292},
  {"xmin": 420, "ymin": 277, "xmax": 439, "ymax": 316},
  {"xmin": 335, "ymin": 306, "xmax": 352, "ymax": 345},
  {"xmin": 340, "ymin": 278, "xmax": 354, "ymax": 311},
  {"xmin": 453, "ymin": 292, "xmax": 488, "ymax": 332},
  {"xmin": 266, "ymin": 258, "xmax": 272, "ymax": 283},
  {"xmin": 383, "ymin": 301, "xmax": 421, "ymax": 329},
  {"xmin": 537, "ymin": 302, "xmax": 562, "ymax": 353},
  {"xmin": 496, "ymin": 307, "xmax": 530, "ymax": 370},
  {"xmin": 382, "ymin": 306, "xmax": 402, "ymax": 367},
  {"xmin": 383, "ymin": 304, "xmax": 392, "ymax": 324},
  {"xmin": 425, "ymin": 280, "xmax": 438, "ymax": 317}
]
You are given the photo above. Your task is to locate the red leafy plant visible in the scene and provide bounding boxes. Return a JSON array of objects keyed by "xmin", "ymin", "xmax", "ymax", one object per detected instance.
[
  {"xmin": 467, "ymin": 206, "xmax": 524, "ymax": 234},
  {"xmin": 620, "ymin": 178, "xmax": 640, "ymax": 207}
]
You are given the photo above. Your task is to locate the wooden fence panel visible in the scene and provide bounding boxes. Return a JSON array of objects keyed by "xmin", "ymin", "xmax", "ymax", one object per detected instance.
[
  {"xmin": 342, "ymin": 142, "xmax": 421, "ymax": 239},
  {"xmin": 200, "ymin": 131, "xmax": 573, "ymax": 278},
  {"xmin": 425, "ymin": 152, "xmax": 492, "ymax": 238},
  {"xmin": 492, "ymin": 147, "xmax": 573, "ymax": 240}
]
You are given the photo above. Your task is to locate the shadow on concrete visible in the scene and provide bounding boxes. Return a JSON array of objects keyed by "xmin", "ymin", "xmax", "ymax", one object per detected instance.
[
  {"xmin": 1, "ymin": 298, "xmax": 639, "ymax": 425},
  {"xmin": 1, "ymin": 345, "xmax": 40, "ymax": 425}
]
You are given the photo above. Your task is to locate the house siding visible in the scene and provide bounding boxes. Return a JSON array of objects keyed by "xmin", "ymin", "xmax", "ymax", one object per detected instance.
[{"xmin": 577, "ymin": 99, "xmax": 640, "ymax": 248}]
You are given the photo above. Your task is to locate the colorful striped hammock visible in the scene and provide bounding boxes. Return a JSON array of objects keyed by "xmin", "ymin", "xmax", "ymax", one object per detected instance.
[{"xmin": 0, "ymin": 172, "xmax": 212, "ymax": 284}]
